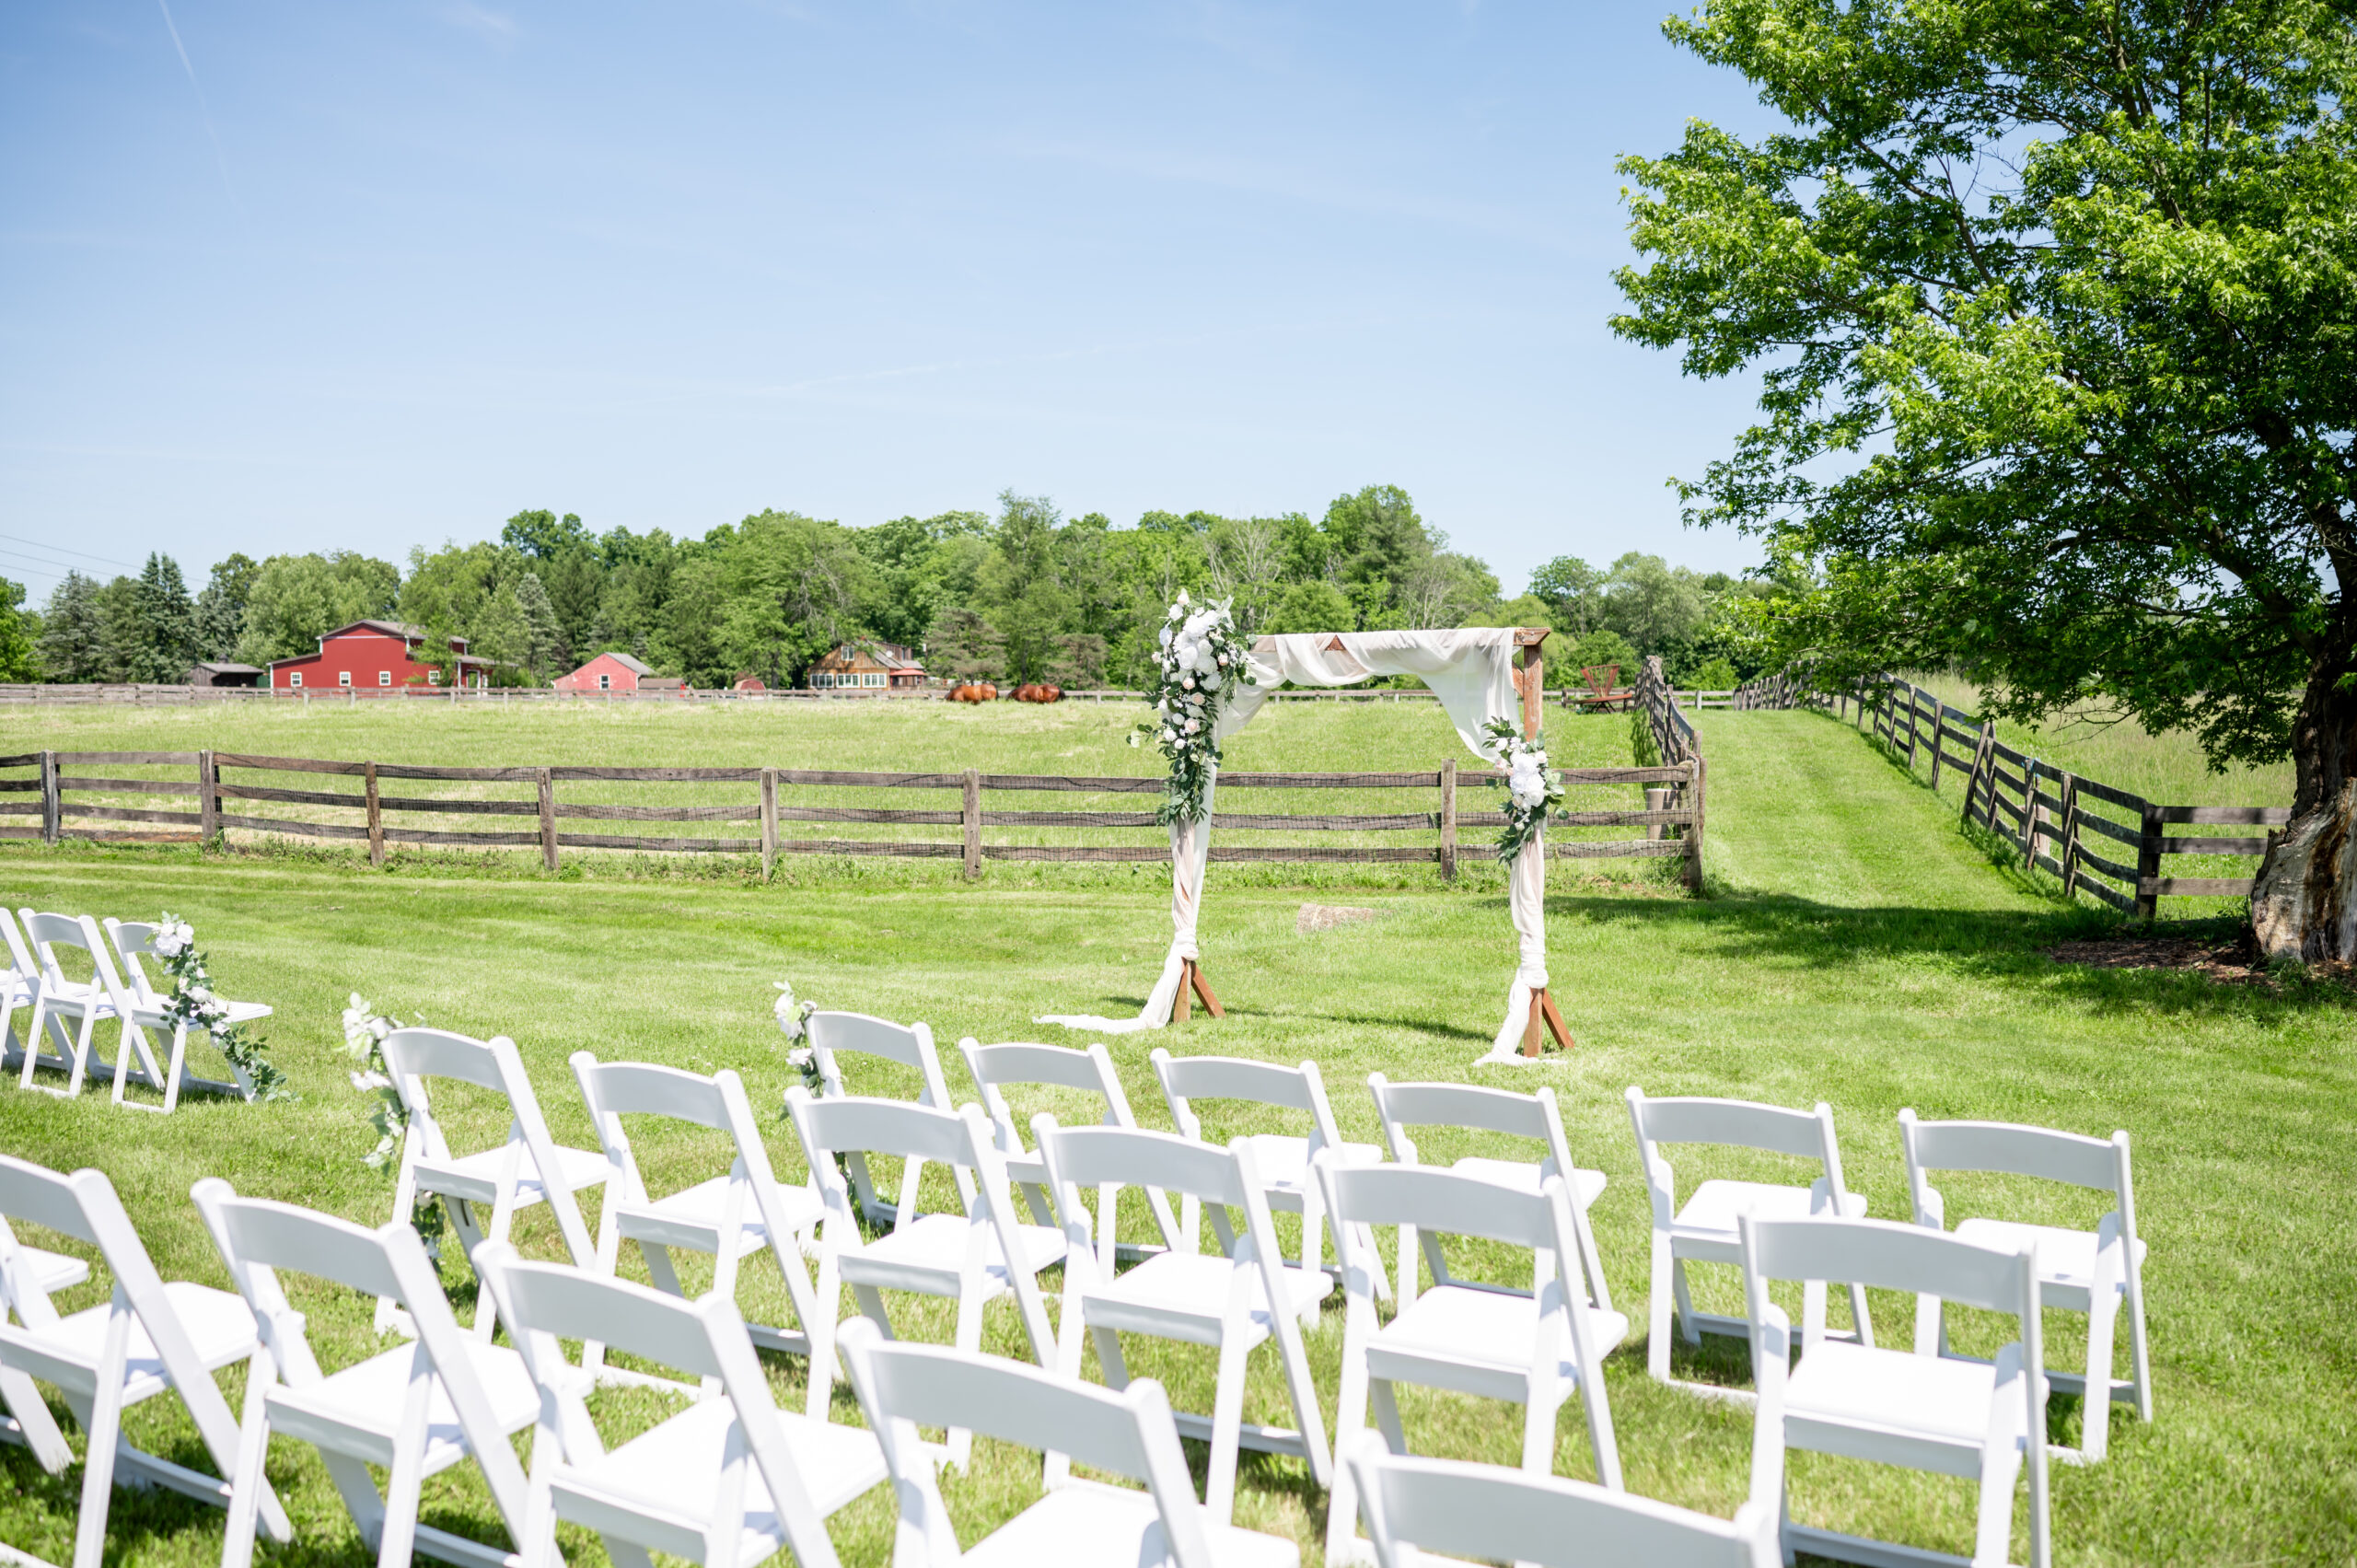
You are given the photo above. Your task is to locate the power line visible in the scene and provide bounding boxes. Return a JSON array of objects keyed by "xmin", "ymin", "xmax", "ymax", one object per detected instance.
[{"xmin": 0, "ymin": 533, "xmax": 137, "ymax": 570}]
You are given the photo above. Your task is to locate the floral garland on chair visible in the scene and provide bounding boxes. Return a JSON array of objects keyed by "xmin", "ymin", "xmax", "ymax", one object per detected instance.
[
  {"xmin": 1129, "ymin": 590, "xmax": 1257, "ymax": 825},
  {"xmin": 149, "ymin": 914, "xmax": 290, "ymax": 1100},
  {"xmin": 342, "ymin": 993, "xmax": 447, "ymax": 1258},
  {"xmin": 1480, "ymin": 718, "xmax": 1566, "ymax": 865},
  {"xmin": 774, "ymin": 980, "xmax": 822, "ymax": 1095}
]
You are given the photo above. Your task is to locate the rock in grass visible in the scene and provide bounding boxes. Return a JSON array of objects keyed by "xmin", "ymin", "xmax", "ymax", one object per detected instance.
[{"xmin": 1297, "ymin": 902, "xmax": 1381, "ymax": 935}]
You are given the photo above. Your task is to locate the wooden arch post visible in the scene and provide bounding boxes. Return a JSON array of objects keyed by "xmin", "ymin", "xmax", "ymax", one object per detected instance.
[{"xmin": 1515, "ymin": 627, "xmax": 1573, "ymax": 1056}]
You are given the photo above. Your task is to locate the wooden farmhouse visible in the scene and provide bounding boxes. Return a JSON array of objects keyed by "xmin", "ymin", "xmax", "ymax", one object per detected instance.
[
  {"xmin": 807, "ymin": 641, "xmax": 927, "ymax": 693},
  {"xmin": 553, "ymin": 651, "xmax": 657, "ymax": 692},
  {"xmin": 268, "ymin": 621, "xmax": 493, "ymax": 692}
]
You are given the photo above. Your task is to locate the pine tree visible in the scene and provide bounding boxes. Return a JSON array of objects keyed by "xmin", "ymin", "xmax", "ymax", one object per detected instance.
[
  {"xmin": 513, "ymin": 572, "xmax": 563, "ymax": 681},
  {"xmin": 132, "ymin": 553, "xmax": 196, "ymax": 681},
  {"xmin": 37, "ymin": 573, "xmax": 105, "ymax": 682},
  {"xmin": 0, "ymin": 577, "xmax": 36, "ymax": 682},
  {"xmin": 192, "ymin": 553, "xmax": 257, "ymax": 661}
]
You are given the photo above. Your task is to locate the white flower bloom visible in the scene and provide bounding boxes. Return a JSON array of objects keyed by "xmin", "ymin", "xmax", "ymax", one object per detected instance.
[
  {"xmin": 1180, "ymin": 675, "xmax": 1195, "ymax": 690},
  {"xmin": 370, "ymin": 1017, "xmax": 390, "ymax": 1041},
  {"xmin": 1215, "ymin": 654, "xmax": 1227, "ymax": 667},
  {"xmin": 786, "ymin": 1047, "xmax": 814, "ymax": 1070},
  {"xmin": 351, "ymin": 1070, "xmax": 391, "ymax": 1092},
  {"xmin": 1185, "ymin": 717, "xmax": 1201, "ymax": 733},
  {"xmin": 1160, "ymin": 727, "xmax": 1176, "ymax": 743}
]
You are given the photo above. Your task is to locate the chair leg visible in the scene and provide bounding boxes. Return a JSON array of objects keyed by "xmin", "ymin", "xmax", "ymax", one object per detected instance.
[
  {"xmin": 162, "ymin": 1024, "xmax": 192, "ymax": 1115},
  {"xmin": 1355, "ymin": 1223, "xmax": 1392, "ymax": 1303},
  {"xmin": 1204, "ymin": 1333, "xmax": 1251, "ymax": 1524},
  {"xmin": 1648, "ymin": 1236, "xmax": 1675, "ymax": 1380},
  {"xmin": 1324, "ymin": 1325, "xmax": 1376, "ymax": 1568},
  {"xmin": 1673, "ymin": 1257, "xmax": 1701, "ymax": 1346},
  {"xmin": 2126, "ymin": 1269, "xmax": 2154, "ymax": 1423},
  {"xmin": 1846, "ymin": 1282, "xmax": 1875, "ymax": 1349},
  {"xmin": 1370, "ymin": 1378, "xmax": 1408, "ymax": 1456},
  {"xmin": 377, "ymin": 1443, "xmax": 427, "ymax": 1568},
  {"xmin": 72, "ymin": 1392, "xmax": 123, "ymax": 1568},
  {"xmin": 0, "ymin": 1365, "xmax": 73, "ymax": 1471},
  {"xmin": 2081, "ymin": 1293, "xmax": 2120, "ymax": 1462},
  {"xmin": 1971, "ymin": 1439, "xmax": 2024, "ymax": 1568},
  {"xmin": 1395, "ymin": 1224, "xmax": 1418, "ymax": 1308},
  {"xmin": 946, "ymin": 1288, "xmax": 983, "ymax": 1470},
  {"xmin": 219, "ymin": 1359, "xmax": 274, "ymax": 1568},
  {"xmin": 66, "ymin": 1005, "xmax": 99, "ymax": 1096}
]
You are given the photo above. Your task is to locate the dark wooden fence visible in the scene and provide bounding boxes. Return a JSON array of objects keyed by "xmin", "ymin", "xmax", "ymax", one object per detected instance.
[
  {"xmin": 1735, "ymin": 670, "xmax": 2285, "ymax": 918},
  {"xmin": 0, "ymin": 749, "xmax": 1703, "ymax": 887}
]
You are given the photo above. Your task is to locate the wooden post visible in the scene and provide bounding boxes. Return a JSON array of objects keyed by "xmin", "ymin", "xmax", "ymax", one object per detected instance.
[
  {"xmin": 962, "ymin": 768, "xmax": 981, "ymax": 880},
  {"xmin": 2134, "ymin": 801, "xmax": 2164, "ymax": 921},
  {"xmin": 1904, "ymin": 685, "xmax": 1922, "ymax": 772},
  {"xmin": 1644, "ymin": 786, "xmax": 1668, "ymax": 842},
  {"xmin": 2023, "ymin": 761, "xmax": 2044, "ymax": 867},
  {"xmin": 1515, "ymin": 628, "xmax": 1548, "ymax": 740},
  {"xmin": 197, "ymin": 750, "xmax": 217, "ymax": 845},
  {"xmin": 537, "ymin": 768, "xmax": 558, "ymax": 871},
  {"xmin": 1189, "ymin": 960, "xmax": 1224, "ymax": 1019},
  {"xmin": 1684, "ymin": 756, "xmax": 1706, "ymax": 894},
  {"xmin": 761, "ymin": 767, "xmax": 779, "ymax": 881},
  {"xmin": 2059, "ymin": 772, "xmax": 2081, "ymax": 899},
  {"xmin": 1963, "ymin": 723, "xmax": 1992, "ymax": 826},
  {"xmin": 1927, "ymin": 709, "xmax": 1945, "ymax": 792},
  {"xmin": 1438, "ymin": 759, "xmax": 1457, "ymax": 881},
  {"xmin": 40, "ymin": 750, "xmax": 58, "ymax": 844},
  {"xmin": 365, "ymin": 761, "xmax": 385, "ymax": 866}
]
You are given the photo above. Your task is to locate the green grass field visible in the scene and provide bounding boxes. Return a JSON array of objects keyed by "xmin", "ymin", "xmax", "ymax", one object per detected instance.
[{"xmin": 2, "ymin": 705, "xmax": 2351, "ymax": 1566}]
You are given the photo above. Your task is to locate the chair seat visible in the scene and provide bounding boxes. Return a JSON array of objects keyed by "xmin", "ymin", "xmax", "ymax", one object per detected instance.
[
  {"xmin": 1671, "ymin": 1180, "xmax": 1866, "ymax": 1250},
  {"xmin": 1448, "ymin": 1156, "xmax": 1608, "ymax": 1210},
  {"xmin": 23, "ymin": 1244, "xmax": 89, "ymax": 1295},
  {"xmin": 1955, "ymin": 1218, "xmax": 2143, "ymax": 1301},
  {"xmin": 1783, "ymin": 1340, "xmax": 2031, "ymax": 1450},
  {"xmin": 10, "ymin": 1282, "xmax": 259, "ymax": 1401},
  {"xmin": 413, "ymin": 1142, "xmax": 610, "ymax": 1208},
  {"xmin": 617, "ymin": 1175, "xmax": 822, "ymax": 1257},
  {"xmin": 961, "ymin": 1478, "xmax": 1299, "ymax": 1568},
  {"xmin": 1237, "ymin": 1135, "xmax": 1383, "ymax": 1200},
  {"xmin": 1084, "ymin": 1251, "xmax": 1334, "ymax": 1345},
  {"xmin": 268, "ymin": 1338, "xmax": 539, "ymax": 1469},
  {"xmin": 564, "ymin": 1396, "xmax": 888, "ymax": 1530},
  {"xmin": 1369, "ymin": 1283, "xmax": 1627, "ymax": 1389},
  {"xmin": 842, "ymin": 1214, "xmax": 1067, "ymax": 1294}
]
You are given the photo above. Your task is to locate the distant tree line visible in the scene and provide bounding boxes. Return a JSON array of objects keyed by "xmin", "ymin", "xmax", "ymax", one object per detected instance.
[{"xmin": 0, "ymin": 485, "xmax": 1772, "ymax": 691}]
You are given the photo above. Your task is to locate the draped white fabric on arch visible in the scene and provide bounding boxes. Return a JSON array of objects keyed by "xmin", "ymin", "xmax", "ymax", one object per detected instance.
[{"xmin": 1037, "ymin": 628, "xmax": 1550, "ymax": 1061}]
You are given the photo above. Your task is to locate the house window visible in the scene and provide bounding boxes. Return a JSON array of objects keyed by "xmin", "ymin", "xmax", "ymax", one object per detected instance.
[
  {"xmin": 379, "ymin": 670, "xmax": 391, "ymax": 687},
  {"xmin": 599, "ymin": 673, "xmax": 610, "ymax": 691},
  {"xmin": 339, "ymin": 670, "xmax": 352, "ymax": 688},
  {"xmin": 288, "ymin": 671, "xmax": 301, "ymax": 689},
  {"xmin": 428, "ymin": 668, "xmax": 441, "ymax": 685}
]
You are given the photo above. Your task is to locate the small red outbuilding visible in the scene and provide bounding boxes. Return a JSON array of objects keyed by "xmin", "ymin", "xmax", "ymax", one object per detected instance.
[
  {"xmin": 554, "ymin": 651, "xmax": 657, "ymax": 692},
  {"xmin": 268, "ymin": 621, "xmax": 491, "ymax": 692}
]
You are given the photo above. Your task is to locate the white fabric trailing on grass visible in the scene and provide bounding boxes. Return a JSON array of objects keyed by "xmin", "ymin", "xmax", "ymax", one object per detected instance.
[{"xmin": 1039, "ymin": 628, "xmax": 1549, "ymax": 1056}]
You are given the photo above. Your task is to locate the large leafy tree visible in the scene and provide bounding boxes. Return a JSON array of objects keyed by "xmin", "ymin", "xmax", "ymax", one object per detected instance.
[{"xmin": 1614, "ymin": 0, "xmax": 2357, "ymax": 959}]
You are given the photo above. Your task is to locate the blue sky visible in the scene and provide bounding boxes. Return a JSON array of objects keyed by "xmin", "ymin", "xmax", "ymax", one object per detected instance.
[{"xmin": 0, "ymin": 2, "xmax": 1778, "ymax": 602}]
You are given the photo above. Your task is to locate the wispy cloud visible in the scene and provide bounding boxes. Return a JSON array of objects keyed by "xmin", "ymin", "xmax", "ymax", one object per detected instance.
[
  {"xmin": 444, "ymin": 4, "xmax": 519, "ymax": 44},
  {"xmin": 155, "ymin": 0, "xmax": 242, "ymax": 214}
]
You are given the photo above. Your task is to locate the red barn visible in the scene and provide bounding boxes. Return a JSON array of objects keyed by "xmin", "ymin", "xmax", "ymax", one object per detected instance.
[
  {"xmin": 553, "ymin": 652, "xmax": 656, "ymax": 692},
  {"xmin": 268, "ymin": 621, "xmax": 491, "ymax": 692}
]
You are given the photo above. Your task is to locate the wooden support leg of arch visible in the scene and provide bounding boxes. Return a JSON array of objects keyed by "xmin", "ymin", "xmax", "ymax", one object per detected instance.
[
  {"xmin": 1170, "ymin": 959, "xmax": 1225, "ymax": 1024},
  {"xmin": 1522, "ymin": 988, "xmax": 1573, "ymax": 1057}
]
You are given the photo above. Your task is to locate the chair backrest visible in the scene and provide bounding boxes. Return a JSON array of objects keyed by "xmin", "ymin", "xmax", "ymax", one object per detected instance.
[
  {"xmin": 806, "ymin": 1011, "xmax": 954, "ymax": 1106},
  {"xmin": 17, "ymin": 910, "xmax": 110, "ymax": 997},
  {"xmin": 1368, "ymin": 1074, "xmax": 1575, "ymax": 1179},
  {"xmin": 0, "ymin": 907, "xmax": 40, "ymax": 983},
  {"xmin": 573, "ymin": 1053, "xmax": 808, "ymax": 1250},
  {"xmin": 379, "ymin": 1028, "xmax": 598, "ymax": 1264},
  {"xmin": 1583, "ymin": 664, "xmax": 1620, "ymax": 696},
  {"xmin": 1626, "ymin": 1088, "xmax": 1851, "ymax": 1208},
  {"xmin": 1740, "ymin": 1213, "xmax": 2040, "ymax": 1330},
  {"xmin": 1152, "ymin": 1049, "xmax": 1347, "ymax": 1157},
  {"xmin": 1346, "ymin": 1436, "xmax": 1775, "ymax": 1568},
  {"xmin": 1034, "ymin": 1119, "xmax": 1264, "ymax": 1263},
  {"xmin": 100, "ymin": 920, "xmax": 167, "ymax": 1009},
  {"xmin": 958, "ymin": 1040, "xmax": 1136, "ymax": 1155},
  {"xmin": 1319, "ymin": 1159, "xmax": 1559, "ymax": 1257},
  {"xmin": 836, "ymin": 1318, "xmax": 1213, "ymax": 1568},
  {"xmin": 1899, "ymin": 1110, "xmax": 2133, "ymax": 1234},
  {"xmin": 0, "ymin": 1157, "xmax": 173, "ymax": 1337}
]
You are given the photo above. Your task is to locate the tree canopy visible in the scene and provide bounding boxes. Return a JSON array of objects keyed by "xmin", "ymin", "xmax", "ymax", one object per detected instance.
[{"xmin": 1612, "ymin": 0, "xmax": 2357, "ymax": 956}]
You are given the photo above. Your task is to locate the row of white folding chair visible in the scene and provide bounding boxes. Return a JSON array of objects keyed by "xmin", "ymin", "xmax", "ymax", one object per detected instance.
[
  {"xmin": 1629, "ymin": 1086, "xmax": 2151, "ymax": 1466},
  {"xmin": 4, "ymin": 907, "xmax": 273, "ymax": 1110}
]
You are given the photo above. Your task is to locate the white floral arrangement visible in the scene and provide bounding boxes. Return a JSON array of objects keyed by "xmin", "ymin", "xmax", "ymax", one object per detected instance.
[
  {"xmin": 151, "ymin": 912, "xmax": 288, "ymax": 1100},
  {"xmin": 775, "ymin": 981, "xmax": 823, "ymax": 1094},
  {"xmin": 1128, "ymin": 589, "xmax": 1257, "ymax": 825},
  {"xmin": 342, "ymin": 993, "xmax": 447, "ymax": 1257},
  {"xmin": 1480, "ymin": 718, "xmax": 1565, "ymax": 865}
]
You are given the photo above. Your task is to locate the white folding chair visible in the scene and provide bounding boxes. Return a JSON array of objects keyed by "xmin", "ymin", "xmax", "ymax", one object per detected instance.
[
  {"xmin": 1152, "ymin": 1050, "xmax": 1387, "ymax": 1311},
  {"xmin": 1901, "ymin": 1110, "xmax": 2151, "ymax": 1462},
  {"xmin": 958, "ymin": 1037, "xmax": 1181, "ymax": 1249},
  {"xmin": 1367, "ymin": 1074, "xmax": 1611, "ymax": 1313},
  {"xmin": 571, "ymin": 1053, "xmax": 826, "ymax": 1384},
  {"xmin": 1342, "ymin": 1434, "xmax": 1781, "ymax": 1568},
  {"xmin": 101, "ymin": 917, "xmax": 274, "ymax": 1111},
  {"xmin": 783, "ymin": 1089, "xmax": 1061, "ymax": 1446},
  {"xmin": 0, "ymin": 1157, "xmax": 286, "ymax": 1568},
  {"xmin": 377, "ymin": 1027, "xmax": 606, "ymax": 1339},
  {"xmin": 0, "ymin": 907, "xmax": 55, "ymax": 1074},
  {"xmin": 1315, "ymin": 1156, "xmax": 1625, "ymax": 1568},
  {"xmin": 192, "ymin": 1178, "xmax": 540, "ymax": 1568},
  {"xmin": 474, "ymin": 1243, "xmax": 888, "ymax": 1568},
  {"xmin": 1625, "ymin": 1087, "xmax": 1871, "ymax": 1393},
  {"xmin": 14, "ymin": 911, "xmax": 137, "ymax": 1098},
  {"xmin": 806, "ymin": 1009, "xmax": 973, "ymax": 1225},
  {"xmin": 1740, "ymin": 1213, "xmax": 2050, "ymax": 1568},
  {"xmin": 837, "ymin": 1318, "xmax": 1300, "ymax": 1568},
  {"xmin": 1035, "ymin": 1117, "xmax": 1333, "ymax": 1523}
]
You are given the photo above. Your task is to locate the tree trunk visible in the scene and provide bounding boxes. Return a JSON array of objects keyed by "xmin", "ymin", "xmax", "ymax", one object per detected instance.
[{"xmin": 2251, "ymin": 631, "xmax": 2357, "ymax": 962}]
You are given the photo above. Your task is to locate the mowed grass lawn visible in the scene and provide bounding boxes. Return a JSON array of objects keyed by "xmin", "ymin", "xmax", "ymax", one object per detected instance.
[{"xmin": 1, "ymin": 704, "xmax": 2351, "ymax": 1566}]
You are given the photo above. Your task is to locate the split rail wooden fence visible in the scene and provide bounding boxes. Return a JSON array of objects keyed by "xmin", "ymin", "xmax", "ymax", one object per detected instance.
[
  {"xmin": 1735, "ymin": 670, "xmax": 2286, "ymax": 918},
  {"xmin": 0, "ymin": 749, "xmax": 1702, "ymax": 887}
]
